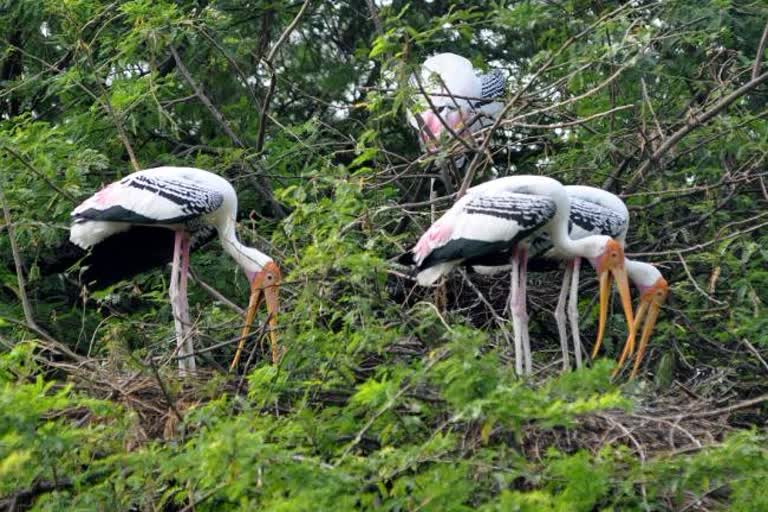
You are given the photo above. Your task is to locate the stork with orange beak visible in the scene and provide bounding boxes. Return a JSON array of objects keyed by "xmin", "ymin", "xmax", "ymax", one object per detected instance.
[
  {"xmin": 70, "ymin": 166, "xmax": 281, "ymax": 374},
  {"xmin": 472, "ymin": 185, "xmax": 668, "ymax": 377},
  {"xmin": 399, "ymin": 175, "xmax": 636, "ymax": 376}
]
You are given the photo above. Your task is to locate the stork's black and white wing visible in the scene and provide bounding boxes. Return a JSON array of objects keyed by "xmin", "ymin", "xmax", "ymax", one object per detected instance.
[
  {"xmin": 568, "ymin": 198, "xmax": 627, "ymax": 240},
  {"xmin": 527, "ymin": 197, "xmax": 628, "ymax": 261},
  {"xmin": 70, "ymin": 167, "xmax": 226, "ymax": 248},
  {"xmin": 410, "ymin": 191, "xmax": 556, "ymax": 284},
  {"xmin": 477, "ymin": 69, "xmax": 505, "ymax": 106}
]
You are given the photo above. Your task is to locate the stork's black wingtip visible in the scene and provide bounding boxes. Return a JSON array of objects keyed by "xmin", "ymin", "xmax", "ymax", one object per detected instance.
[{"xmin": 397, "ymin": 251, "xmax": 416, "ymax": 266}]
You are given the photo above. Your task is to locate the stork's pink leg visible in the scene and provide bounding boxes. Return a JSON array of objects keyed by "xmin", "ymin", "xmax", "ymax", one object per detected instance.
[
  {"xmin": 568, "ymin": 257, "xmax": 584, "ymax": 368},
  {"xmin": 509, "ymin": 249, "xmax": 524, "ymax": 376},
  {"xmin": 555, "ymin": 261, "xmax": 573, "ymax": 371},
  {"xmin": 518, "ymin": 247, "xmax": 532, "ymax": 375},
  {"xmin": 178, "ymin": 232, "xmax": 196, "ymax": 372},
  {"xmin": 169, "ymin": 231, "xmax": 186, "ymax": 374}
]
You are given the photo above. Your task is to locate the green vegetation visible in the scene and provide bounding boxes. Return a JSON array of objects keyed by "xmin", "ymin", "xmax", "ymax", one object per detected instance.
[{"xmin": 2, "ymin": 0, "xmax": 768, "ymax": 510}]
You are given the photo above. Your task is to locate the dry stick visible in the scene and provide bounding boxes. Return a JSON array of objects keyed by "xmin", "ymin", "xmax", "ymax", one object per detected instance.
[
  {"xmin": 641, "ymin": 77, "xmax": 665, "ymax": 140},
  {"xmin": 676, "ymin": 251, "xmax": 725, "ymax": 305},
  {"xmin": 629, "ymin": 218, "xmax": 768, "ymax": 257},
  {"xmin": 753, "ymin": 19, "xmax": 768, "ymax": 80},
  {"xmin": 171, "ymin": 45, "xmax": 244, "ymax": 147},
  {"xmin": 0, "ymin": 183, "xmax": 35, "ymax": 328},
  {"xmin": 506, "ymin": 104, "xmax": 634, "ymax": 130},
  {"xmin": 459, "ymin": 270, "xmax": 513, "ymax": 348},
  {"xmin": 2, "ymin": 146, "xmax": 76, "ymax": 202},
  {"xmin": 100, "ymin": 90, "xmax": 141, "ymax": 172},
  {"xmin": 188, "ymin": 269, "xmax": 244, "ymax": 315},
  {"xmin": 738, "ymin": 337, "xmax": 768, "ymax": 373},
  {"xmin": 0, "ymin": 315, "xmax": 84, "ymax": 363},
  {"xmin": 256, "ymin": 0, "xmax": 312, "ymax": 153},
  {"xmin": 657, "ymin": 393, "xmax": 768, "ymax": 421},
  {"xmin": 625, "ymin": 70, "xmax": 768, "ymax": 191}
]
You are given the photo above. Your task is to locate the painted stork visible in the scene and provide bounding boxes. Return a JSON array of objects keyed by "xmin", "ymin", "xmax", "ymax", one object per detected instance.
[
  {"xmin": 69, "ymin": 166, "xmax": 281, "ymax": 374},
  {"xmin": 407, "ymin": 52, "xmax": 505, "ymax": 153},
  {"xmin": 398, "ymin": 175, "xmax": 636, "ymax": 376},
  {"xmin": 473, "ymin": 185, "xmax": 669, "ymax": 377}
]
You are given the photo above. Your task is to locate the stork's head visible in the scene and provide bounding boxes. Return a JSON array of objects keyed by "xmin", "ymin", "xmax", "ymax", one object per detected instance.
[
  {"xmin": 232, "ymin": 260, "xmax": 282, "ymax": 369},
  {"xmin": 583, "ymin": 237, "xmax": 635, "ymax": 362},
  {"xmin": 626, "ymin": 261, "xmax": 669, "ymax": 378},
  {"xmin": 407, "ymin": 53, "xmax": 503, "ymax": 152}
]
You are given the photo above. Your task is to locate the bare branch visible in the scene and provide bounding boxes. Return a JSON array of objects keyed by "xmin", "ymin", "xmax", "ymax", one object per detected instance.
[
  {"xmin": 0, "ymin": 183, "xmax": 36, "ymax": 328},
  {"xmin": 2, "ymin": 145, "xmax": 76, "ymax": 202},
  {"xmin": 753, "ymin": 19, "xmax": 768, "ymax": 80},
  {"xmin": 171, "ymin": 45, "xmax": 245, "ymax": 148},
  {"xmin": 626, "ymin": 71, "xmax": 768, "ymax": 191}
]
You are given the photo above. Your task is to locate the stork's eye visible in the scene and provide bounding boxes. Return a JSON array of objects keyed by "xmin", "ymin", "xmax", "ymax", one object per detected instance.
[{"xmin": 267, "ymin": 274, "xmax": 274, "ymax": 281}]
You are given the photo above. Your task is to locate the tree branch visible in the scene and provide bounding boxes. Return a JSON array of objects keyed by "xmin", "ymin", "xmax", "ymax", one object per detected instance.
[
  {"xmin": 170, "ymin": 46, "xmax": 245, "ymax": 148},
  {"xmin": 0, "ymin": 183, "xmax": 36, "ymax": 328},
  {"xmin": 625, "ymin": 71, "xmax": 768, "ymax": 191},
  {"xmin": 753, "ymin": 19, "xmax": 768, "ymax": 80}
]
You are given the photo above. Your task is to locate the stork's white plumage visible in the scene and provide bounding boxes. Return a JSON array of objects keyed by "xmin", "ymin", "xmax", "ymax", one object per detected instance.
[
  {"xmin": 475, "ymin": 185, "xmax": 669, "ymax": 377},
  {"xmin": 407, "ymin": 53, "xmax": 505, "ymax": 151},
  {"xmin": 400, "ymin": 175, "xmax": 635, "ymax": 375},
  {"xmin": 70, "ymin": 166, "xmax": 281, "ymax": 373}
]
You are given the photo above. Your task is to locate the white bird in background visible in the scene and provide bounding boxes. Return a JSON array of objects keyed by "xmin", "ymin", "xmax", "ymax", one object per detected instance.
[
  {"xmin": 473, "ymin": 185, "xmax": 668, "ymax": 377},
  {"xmin": 407, "ymin": 52, "xmax": 505, "ymax": 154},
  {"xmin": 70, "ymin": 166, "xmax": 281, "ymax": 374},
  {"xmin": 399, "ymin": 175, "xmax": 636, "ymax": 376}
]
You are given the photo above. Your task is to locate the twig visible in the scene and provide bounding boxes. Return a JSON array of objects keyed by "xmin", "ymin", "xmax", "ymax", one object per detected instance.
[
  {"xmin": 629, "ymin": 218, "xmax": 768, "ymax": 257},
  {"xmin": 504, "ymin": 104, "xmax": 634, "ymax": 129},
  {"xmin": 657, "ymin": 393, "xmax": 768, "ymax": 421},
  {"xmin": 254, "ymin": 2, "xmax": 316, "ymax": 153},
  {"xmin": 0, "ymin": 183, "xmax": 36, "ymax": 327},
  {"xmin": 170, "ymin": 46, "xmax": 244, "ymax": 147},
  {"xmin": 145, "ymin": 357, "xmax": 184, "ymax": 422},
  {"xmin": 458, "ymin": 269, "xmax": 513, "ymax": 347},
  {"xmin": 753, "ymin": 19, "xmax": 768, "ymax": 80},
  {"xmin": 676, "ymin": 251, "xmax": 725, "ymax": 305},
  {"xmin": 626, "ymin": 70, "xmax": 768, "ymax": 191},
  {"xmin": 738, "ymin": 337, "xmax": 768, "ymax": 373},
  {"xmin": 82, "ymin": 47, "xmax": 141, "ymax": 172},
  {"xmin": 188, "ymin": 269, "xmax": 244, "ymax": 315},
  {"xmin": 2, "ymin": 146, "xmax": 76, "ymax": 202}
]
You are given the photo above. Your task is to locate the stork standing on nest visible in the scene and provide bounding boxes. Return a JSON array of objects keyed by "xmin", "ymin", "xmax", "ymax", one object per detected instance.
[
  {"xmin": 70, "ymin": 166, "xmax": 281, "ymax": 374},
  {"xmin": 407, "ymin": 52, "xmax": 505, "ymax": 193},
  {"xmin": 399, "ymin": 175, "xmax": 636, "ymax": 376},
  {"xmin": 473, "ymin": 185, "xmax": 668, "ymax": 377}
]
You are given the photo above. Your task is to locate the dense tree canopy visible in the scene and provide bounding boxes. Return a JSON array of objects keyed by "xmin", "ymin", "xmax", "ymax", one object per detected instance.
[{"xmin": 2, "ymin": 0, "xmax": 768, "ymax": 510}]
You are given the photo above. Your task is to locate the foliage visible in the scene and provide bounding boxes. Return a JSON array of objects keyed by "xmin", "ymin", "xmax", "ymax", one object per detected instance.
[{"xmin": 1, "ymin": 0, "xmax": 768, "ymax": 510}]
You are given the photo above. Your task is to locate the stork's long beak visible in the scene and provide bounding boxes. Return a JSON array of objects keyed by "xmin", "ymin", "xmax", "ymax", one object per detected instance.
[
  {"xmin": 629, "ymin": 278, "xmax": 668, "ymax": 378},
  {"xmin": 591, "ymin": 240, "xmax": 635, "ymax": 366},
  {"xmin": 230, "ymin": 262, "xmax": 281, "ymax": 371}
]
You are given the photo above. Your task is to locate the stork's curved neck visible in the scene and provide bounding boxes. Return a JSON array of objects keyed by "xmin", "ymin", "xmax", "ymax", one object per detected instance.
[
  {"xmin": 546, "ymin": 190, "xmax": 609, "ymax": 260},
  {"xmin": 218, "ymin": 217, "xmax": 272, "ymax": 275}
]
